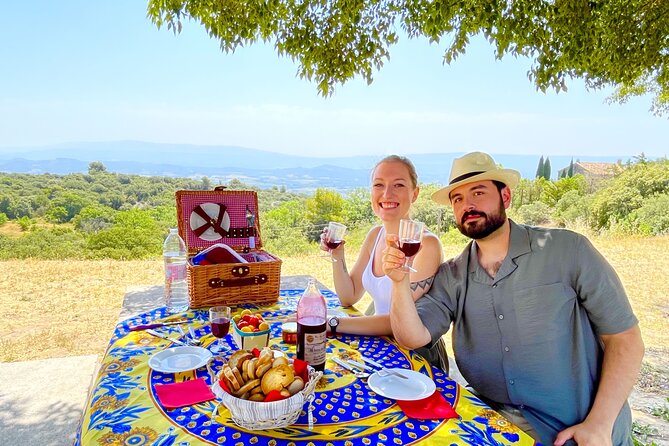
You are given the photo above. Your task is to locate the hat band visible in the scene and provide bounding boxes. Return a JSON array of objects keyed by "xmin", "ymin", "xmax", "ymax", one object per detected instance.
[{"xmin": 449, "ymin": 171, "xmax": 485, "ymax": 185}]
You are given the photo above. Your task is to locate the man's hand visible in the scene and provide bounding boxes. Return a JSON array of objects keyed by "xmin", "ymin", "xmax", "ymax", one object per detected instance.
[
  {"xmin": 382, "ymin": 233, "xmax": 407, "ymax": 282},
  {"xmin": 554, "ymin": 420, "xmax": 612, "ymax": 446}
]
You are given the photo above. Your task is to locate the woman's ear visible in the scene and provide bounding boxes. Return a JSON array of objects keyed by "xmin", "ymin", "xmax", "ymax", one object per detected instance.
[{"xmin": 412, "ymin": 186, "xmax": 420, "ymax": 203}]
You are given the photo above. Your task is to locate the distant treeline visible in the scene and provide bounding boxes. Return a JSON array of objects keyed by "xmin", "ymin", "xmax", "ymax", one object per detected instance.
[{"xmin": 0, "ymin": 158, "xmax": 667, "ymax": 260}]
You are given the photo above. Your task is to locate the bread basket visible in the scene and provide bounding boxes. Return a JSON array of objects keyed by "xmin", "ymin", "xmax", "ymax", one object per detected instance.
[{"xmin": 211, "ymin": 365, "xmax": 322, "ymax": 430}]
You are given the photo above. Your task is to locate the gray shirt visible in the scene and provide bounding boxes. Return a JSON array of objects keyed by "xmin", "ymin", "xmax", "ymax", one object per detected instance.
[{"xmin": 416, "ymin": 221, "xmax": 638, "ymax": 446}]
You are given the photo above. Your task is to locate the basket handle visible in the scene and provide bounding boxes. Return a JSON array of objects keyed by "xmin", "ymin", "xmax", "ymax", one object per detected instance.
[{"xmin": 208, "ymin": 274, "xmax": 268, "ymax": 288}]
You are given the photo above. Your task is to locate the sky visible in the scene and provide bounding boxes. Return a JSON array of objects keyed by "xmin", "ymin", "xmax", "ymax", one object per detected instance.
[{"xmin": 0, "ymin": 0, "xmax": 667, "ymax": 159}]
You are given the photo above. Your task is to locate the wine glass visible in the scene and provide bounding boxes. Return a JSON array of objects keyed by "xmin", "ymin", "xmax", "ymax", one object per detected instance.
[
  {"xmin": 321, "ymin": 221, "xmax": 347, "ymax": 262},
  {"xmin": 398, "ymin": 219, "xmax": 424, "ymax": 273},
  {"xmin": 209, "ymin": 306, "xmax": 232, "ymax": 353}
]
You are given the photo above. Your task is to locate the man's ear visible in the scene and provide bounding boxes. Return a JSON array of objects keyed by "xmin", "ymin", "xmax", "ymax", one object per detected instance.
[{"xmin": 501, "ymin": 186, "xmax": 512, "ymax": 209}]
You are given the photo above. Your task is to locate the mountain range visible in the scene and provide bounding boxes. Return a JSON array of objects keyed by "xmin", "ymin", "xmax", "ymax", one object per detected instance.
[{"xmin": 0, "ymin": 141, "xmax": 637, "ymax": 193}]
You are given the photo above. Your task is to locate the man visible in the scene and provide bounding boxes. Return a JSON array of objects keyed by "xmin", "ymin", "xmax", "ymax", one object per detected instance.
[{"xmin": 383, "ymin": 152, "xmax": 644, "ymax": 446}]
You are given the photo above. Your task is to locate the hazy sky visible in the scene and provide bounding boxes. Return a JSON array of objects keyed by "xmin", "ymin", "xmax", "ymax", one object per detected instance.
[{"xmin": 1, "ymin": 0, "xmax": 667, "ymax": 158}]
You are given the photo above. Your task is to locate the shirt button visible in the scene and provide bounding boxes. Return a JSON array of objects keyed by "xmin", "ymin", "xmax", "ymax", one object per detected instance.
[
  {"xmin": 504, "ymin": 346, "xmax": 510, "ymax": 352},
  {"xmin": 509, "ymin": 379, "xmax": 515, "ymax": 385},
  {"xmin": 498, "ymin": 314, "xmax": 504, "ymax": 320}
]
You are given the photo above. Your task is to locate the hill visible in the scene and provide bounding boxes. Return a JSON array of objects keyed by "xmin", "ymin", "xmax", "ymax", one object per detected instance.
[{"xmin": 0, "ymin": 141, "xmax": 636, "ymax": 192}]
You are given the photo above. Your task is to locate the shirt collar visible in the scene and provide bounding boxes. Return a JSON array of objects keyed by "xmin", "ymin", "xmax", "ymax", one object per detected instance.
[
  {"xmin": 466, "ymin": 219, "xmax": 531, "ymax": 281},
  {"xmin": 507, "ymin": 219, "xmax": 531, "ymax": 260}
]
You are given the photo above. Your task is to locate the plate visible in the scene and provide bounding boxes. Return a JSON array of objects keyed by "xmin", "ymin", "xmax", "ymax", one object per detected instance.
[
  {"xmin": 367, "ymin": 369, "xmax": 436, "ymax": 401},
  {"xmin": 189, "ymin": 202, "xmax": 231, "ymax": 241},
  {"xmin": 327, "ymin": 309, "xmax": 348, "ymax": 319},
  {"xmin": 148, "ymin": 346, "xmax": 213, "ymax": 373}
]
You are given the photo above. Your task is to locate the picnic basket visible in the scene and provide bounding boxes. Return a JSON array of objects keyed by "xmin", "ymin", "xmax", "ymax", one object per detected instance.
[
  {"xmin": 176, "ymin": 188, "xmax": 281, "ymax": 308},
  {"xmin": 211, "ymin": 366, "xmax": 322, "ymax": 430}
]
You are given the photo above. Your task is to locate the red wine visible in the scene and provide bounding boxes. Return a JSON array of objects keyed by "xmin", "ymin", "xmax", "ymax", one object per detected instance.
[
  {"xmin": 296, "ymin": 316, "xmax": 327, "ymax": 371},
  {"xmin": 399, "ymin": 240, "xmax": 421, "ymax": 257},
  {"xmin": 211, "ymin": 317, "xmax": 231, "ymax": 338},
  {"xmin": 325, "ymin": 240, "xmax": 343, "ymax": 250}
]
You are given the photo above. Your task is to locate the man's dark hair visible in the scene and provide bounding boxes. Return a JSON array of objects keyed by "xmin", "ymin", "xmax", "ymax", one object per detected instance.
[{"xmin": 492, "ymin": 180, "xmax": 506, "ymax": 193}]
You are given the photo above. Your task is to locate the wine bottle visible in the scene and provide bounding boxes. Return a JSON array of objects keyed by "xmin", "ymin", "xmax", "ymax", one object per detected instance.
[{"xmin": 296, "ymin": 279, "xmax": 327, "ymax": 371}]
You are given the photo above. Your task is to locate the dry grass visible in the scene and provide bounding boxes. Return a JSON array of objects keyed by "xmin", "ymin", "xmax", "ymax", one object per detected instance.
[{"xmin": 1, "ymin": 235, "xmax": 667, "ymax": 364}]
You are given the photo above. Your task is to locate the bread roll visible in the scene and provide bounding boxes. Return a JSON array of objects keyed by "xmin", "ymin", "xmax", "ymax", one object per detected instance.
[
  {"xmin": 220, "ymin": 364, "xmax": 240, "ymax": 391},
  {"xmin": 261, "ymin": 364, "xmax": 295, "ymax": 395},
  {"xmin": 234, "ymin": 378, "xmax": 261, "ymax": 397},
  {"xmin": 229, "ymin": 351, "xmax": 253, "ymax": 371},
  {"xmin": 286, "ymin": 376, "xmax": 305, "ymax": 395}
]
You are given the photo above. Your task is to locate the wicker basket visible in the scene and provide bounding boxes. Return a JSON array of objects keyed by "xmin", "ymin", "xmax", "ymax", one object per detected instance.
[
  {"xmin": 211, "ymin": 367, "xmax": 322, "ymax": 430},
  {"xmin": 176, "ymin": 189, "xmax": 282, "ymax": 308}
]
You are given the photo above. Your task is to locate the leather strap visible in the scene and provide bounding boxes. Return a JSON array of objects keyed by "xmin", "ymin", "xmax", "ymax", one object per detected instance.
[{"xmin": 208, "ymin": 274, "xmax": 268, "ymax": 288}]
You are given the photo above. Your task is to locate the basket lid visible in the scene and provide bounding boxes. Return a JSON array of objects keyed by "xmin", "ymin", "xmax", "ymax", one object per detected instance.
[{"xmin": 176, "ymin": 189, "xmax": 262, "ymax": 254}]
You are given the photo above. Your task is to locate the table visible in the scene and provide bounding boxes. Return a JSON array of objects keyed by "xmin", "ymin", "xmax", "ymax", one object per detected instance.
[{"xmin": 76, "ymin": 283, "xmax": 537, "ymax": 446}]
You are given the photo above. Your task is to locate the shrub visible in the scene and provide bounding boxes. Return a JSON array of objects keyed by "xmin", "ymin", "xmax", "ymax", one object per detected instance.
[
  {"xmin": 623, "ymin": 194, "xmax": 669, "ymax": 236},
  {"xmin": 513, "ymin": 202, "xmax": 553, "ymax": 226},
  {"xmin": 553, "ymin": 191, "xmax": 593, "ymax": 227},
  {"xmin": 86, "ymin": 226, "xmax": 163, "ymax": 259},
  {"xmin": 0, "ymin": 227, "xmax": 86, "ymax": 259}
]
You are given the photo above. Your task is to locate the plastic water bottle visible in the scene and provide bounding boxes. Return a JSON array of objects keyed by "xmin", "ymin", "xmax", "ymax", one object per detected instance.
[
  {"xmin": 296, "ymin": 278, "xmax": 327, "ymax": 371},
  {"xmin": 163, "ymin": 228, "xmax": 189, "ymax": 313}
]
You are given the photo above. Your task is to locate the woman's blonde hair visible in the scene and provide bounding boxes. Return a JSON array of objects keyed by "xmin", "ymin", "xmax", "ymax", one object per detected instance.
[{"xmin": 372, "ymin": 155, "xmax": 418, "ymax": 188}]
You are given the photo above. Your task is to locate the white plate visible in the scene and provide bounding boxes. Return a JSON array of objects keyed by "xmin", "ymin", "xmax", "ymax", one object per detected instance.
[
  {"xmin": 189, "ymin": 202, "xmax": 230, "ymax": 241},
  {"xmin": 327, "ymin": 309, "xmax": 348, "ymax": 319},
  {"xmin": 148, "ymin": 346, "xmax": 213, "ymax": 373},
  {"xmin": 367, "ymin": 369, "xmax": 436, "ymax": 401}
]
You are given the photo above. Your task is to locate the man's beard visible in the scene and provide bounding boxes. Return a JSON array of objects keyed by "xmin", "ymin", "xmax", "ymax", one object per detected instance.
[{"xmin": 456, "ymin": 201, "xmax": 506, "ymax": 240}]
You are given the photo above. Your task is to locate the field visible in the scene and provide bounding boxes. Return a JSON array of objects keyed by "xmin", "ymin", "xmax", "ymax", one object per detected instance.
[{"xmin": 1, "ymin": 235, "xmax": 668, "ymax": 441}]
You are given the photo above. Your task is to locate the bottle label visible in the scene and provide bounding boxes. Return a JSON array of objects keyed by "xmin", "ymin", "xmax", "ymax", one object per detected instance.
[
  {"xmin": 167, "ymin": 263, "xmax": 186, "ymax": 281},
  {"xmin": 303, "ymin": 330, "xmax": 326, "ymax": 366}
]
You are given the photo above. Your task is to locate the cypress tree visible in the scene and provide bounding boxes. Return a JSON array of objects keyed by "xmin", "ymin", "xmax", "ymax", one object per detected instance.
[
  {"xmin": 544, "ymin": 157, "xmax": 552, "ymax": 180},
  {"xmin": 568, "ymin": 158, "xmax": 574, "ymax": 177},
  {"xmin": 535, "ymin": 156, "xmax": 545, "ymax": 178}
]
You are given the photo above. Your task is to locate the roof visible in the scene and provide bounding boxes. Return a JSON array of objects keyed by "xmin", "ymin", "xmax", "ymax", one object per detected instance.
[{"xmin": 559, "ymin": 161, "xmax": 622, "ymax": 177}]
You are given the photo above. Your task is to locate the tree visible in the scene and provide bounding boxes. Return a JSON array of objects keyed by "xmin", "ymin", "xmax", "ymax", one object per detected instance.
[
  {"xmin": 535, "ymin": 156, "xmax": 545, "ymax": 179},
  {"xmin": 304, "ymin": 188, "xmax": 347, "ymax": 240},
  {"xmin": 148, "ymin": 0, "xmax": 669, "ymax": 112},
  {"xmin": 88, "ymin": 161, "xmax": 107, "ymax": 174},
  {"xmin": 543, "ymin": 157, "xmax": 552, "ymax": 180},
  {"xmin": 568, "ymin": 158, "xmax": 574, "ymax": 177}
]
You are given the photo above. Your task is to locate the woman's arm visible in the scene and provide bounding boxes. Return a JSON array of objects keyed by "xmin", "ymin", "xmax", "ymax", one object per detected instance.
[
  {"xmin": 336, "ymin": 314, "xmax": 392, "ymax": 336},
  {"xmin": 329, "ymin": 226, "xmax": 379, "ymax": 307}
]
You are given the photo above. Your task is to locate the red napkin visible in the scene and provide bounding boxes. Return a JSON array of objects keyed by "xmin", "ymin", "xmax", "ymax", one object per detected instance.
[
  {"xmin": 154, "ymin": 378, "xmax": 216, "ymax": 409},
  {"xmin": 396, "ymin": 390, "xmax": 459, "ymax": 420}
]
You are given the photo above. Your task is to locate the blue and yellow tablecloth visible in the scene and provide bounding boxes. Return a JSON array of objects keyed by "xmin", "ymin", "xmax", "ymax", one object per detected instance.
[{"xmin": 76, "ymin": 290, "xmax": 536, "ymax": 446}]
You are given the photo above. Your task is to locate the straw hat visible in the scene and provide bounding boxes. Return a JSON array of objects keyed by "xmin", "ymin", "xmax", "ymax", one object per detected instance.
[{"xmin": 431, "ymin": 152, "xmax": 521, "ymax": 205}]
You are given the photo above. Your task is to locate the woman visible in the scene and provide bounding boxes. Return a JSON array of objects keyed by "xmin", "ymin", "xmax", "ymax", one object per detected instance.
[{"xmin": 320, "ymin": 155, "xmax": 449, "ymax": 370}]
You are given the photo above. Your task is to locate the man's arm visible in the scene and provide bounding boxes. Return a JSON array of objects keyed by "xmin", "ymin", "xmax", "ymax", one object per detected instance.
[
  {"xmin": 554, "ymin": 324, "xmax": 644, "ymax": 446},
  {"xmin": 383, "ymin": 234, "xmax": 432, "ymax": 349}
]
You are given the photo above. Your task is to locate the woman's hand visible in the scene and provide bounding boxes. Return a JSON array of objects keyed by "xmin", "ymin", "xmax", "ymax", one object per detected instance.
[
  {"xmin": 320, "ymin": 227, "xmax": 346, "ymax": 260},
  {"xmin": 382, "ymin": 233, "xmax": 407, "ymax": 282}
]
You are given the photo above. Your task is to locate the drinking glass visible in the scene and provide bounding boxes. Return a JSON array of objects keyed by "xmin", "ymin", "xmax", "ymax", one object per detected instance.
[
  {"xmin": 209, "ymin": 306, "xmax": 232, "ymax": 353},
  {"xmin": 322, "ymin": 222, "xmax": 347, "ymax": 262},
  {"xmin": 398, "ymin": 219, "xmax": 424, "ymax": 273}
]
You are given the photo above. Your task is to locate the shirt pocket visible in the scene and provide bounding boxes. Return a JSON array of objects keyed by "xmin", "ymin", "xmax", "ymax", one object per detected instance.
[{"xmin": 513, "ymin": 282, "xmax": 576, "ymax": 346}]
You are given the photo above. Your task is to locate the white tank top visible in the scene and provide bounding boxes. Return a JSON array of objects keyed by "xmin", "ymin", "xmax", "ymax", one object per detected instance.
[{"xmin": 361, "ymin": 227, "xmax": 392, "ymax": 315}]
